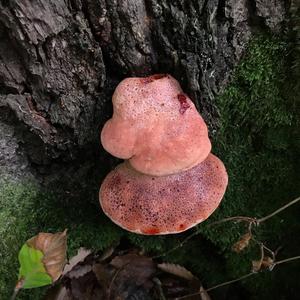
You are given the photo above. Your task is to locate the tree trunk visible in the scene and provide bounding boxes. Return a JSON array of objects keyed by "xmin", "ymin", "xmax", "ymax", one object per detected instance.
[{"xmin": 0, "ymin": 0, "xmax": 288, "ymax": 192}]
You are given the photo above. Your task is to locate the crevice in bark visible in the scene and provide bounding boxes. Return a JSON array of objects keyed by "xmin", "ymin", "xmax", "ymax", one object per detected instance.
[
  {"xmin": 247, "ymin": 0, "xmax": 269, "ymax": 32},
  {"xmin": 81, "ymin": 1, "xmax": 99, "ymax": 43},
  {"xmin": 68, "ymin": 0, "xmax": 82, "ymax": 12},
  {"xmin": 216, "ymin": 0, "xmax": 226, "ymax": 22},
  {"xmin": 0, "ymin": 86, "xmax": 17, "ymax": 95}
]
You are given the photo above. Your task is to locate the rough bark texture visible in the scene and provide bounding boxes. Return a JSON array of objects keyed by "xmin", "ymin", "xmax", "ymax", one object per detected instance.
[{"xmin": 0, "ymin": 0, "xmax": 288, "ymax": 191}]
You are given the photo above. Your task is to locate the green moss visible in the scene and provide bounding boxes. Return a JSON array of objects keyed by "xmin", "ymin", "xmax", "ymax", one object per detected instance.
[
  {"xmin": 0, "ymin": 180, "xmax": 123, "ymax": 299},
  {"xmin": 0, "ymin": 182, "xmax": 40, "ymax": 299},
  {"xmin": 197, "ymin": 34, "xmax": 300, "ymax": 296}
]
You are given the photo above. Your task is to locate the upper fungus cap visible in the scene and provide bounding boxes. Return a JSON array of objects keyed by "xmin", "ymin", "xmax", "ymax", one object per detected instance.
[
  {"xmin": 99, "ymin": 153, "xmax": 228, "ymax": 235},
  {"xmin": 101, "ymin": 74, "xmax": 211, "ymax": 176}
]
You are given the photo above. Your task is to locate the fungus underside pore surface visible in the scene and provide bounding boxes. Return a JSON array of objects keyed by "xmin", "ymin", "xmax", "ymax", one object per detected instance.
[
  {"xmin": 100, "ymin": 155, "xmax": 227, "ymax": 235},
  {"xmin": 1, "ymin": 33, "xmax": 300, "ymax": 299}
]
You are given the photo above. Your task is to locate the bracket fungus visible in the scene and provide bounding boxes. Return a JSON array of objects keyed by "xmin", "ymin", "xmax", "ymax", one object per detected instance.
[
  {"xmin": 100, "ymin": 154, "xmax": 228, "ymax": 235},
  {"xmin": 99, "ymin": 74, "xmax": 228, "ymax": 235},
  {"xmin": 101, "ymin": 74, "xmax": 211, "ymax": 176}
]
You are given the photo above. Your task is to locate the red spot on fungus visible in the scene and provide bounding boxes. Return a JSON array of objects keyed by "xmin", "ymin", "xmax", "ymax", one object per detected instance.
[
  {"xmin": 177, "ymin": 93, "xmax": 190, "ymax": 114},
  {"xmin": 140, "ymin": 74, "xmax": 167, "ymax": 84},
  {"xmin": 152, "ymin": 74, "xmax": 167, "ymax": 80},
  {"xmin": 99, "ymin": 154, "xmax": 228, "ymax": 235},
  {"xmin": 101, "ymin": 75, "xmax": 211, "ymax": 176},
  {"xmin": 107, "ymin": 174, "xmax": 121, "ymax": 190},
  {"xmin": 142, "ymin": 228, "xmax": 160, "ymax": 235},
  {"xmin": 141, "ymin": 77, "xmax": 154, "ymax": 84},
  {"xmin": 179, "ymin": 224, "xmax": 186, "ymax": 231}
]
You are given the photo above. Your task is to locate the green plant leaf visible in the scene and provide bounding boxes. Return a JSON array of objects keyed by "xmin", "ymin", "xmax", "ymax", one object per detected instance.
[{"xmin": 18, "ymin": 244, "xmax": 52, "ymax": 289}]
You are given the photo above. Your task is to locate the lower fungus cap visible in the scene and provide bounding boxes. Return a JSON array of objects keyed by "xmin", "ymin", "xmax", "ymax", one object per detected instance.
[{"xmin": 99, "ymin": 153, "xmax": 228, "ymax": 235}]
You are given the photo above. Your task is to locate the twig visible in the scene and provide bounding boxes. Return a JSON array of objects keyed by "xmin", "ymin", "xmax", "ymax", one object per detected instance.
[
  {"xmin": 206, "ymin": 272, "xmax": 255, "ymax": 292},
  {"xmin": 262, "ymin": 244, "xmax": 275, "ymax": 260},
  {"xmin": 152, "ymin": 231, "xmax": 199, "ymax": 259},
  {"xmin": 274, "ymin": 255, "xmax": 300, "ymax": 266},
  {"xmin": 257, "ymin": 196, "xmax": 300, "ymax": 224},
  {"xmin": 10, "ymin": 278, "xmax": 24, "ymax": 300},
  {"xmin": 257, "ymin": 243, "xmax": 265, "ymax": 269},
  {"xmin": 210, "ymin": 196, "xmax": 300, "ymax": 227},
  {"xmin": 154, "ymin": 217, "xmax": 254, "ymax": 259},
  {"xmin": 252, "ymin": 238, "xmax": 276, "ymax": 261},
  {"xmin": 153, "ymin": 277, "xmax": 167, "ymax": 300},
  {"xmin": 175, "ymin": 273, "xmax": 255, "ymax": 300},
  {"xmin": 175, "ymin": 254, "xmax": 300, "ymax": 300},
  {"xmin": 206, "ymin": 216, "xmax": 255, "ymax": 227},
  {"xmin": 10, "ymin": 289, "xmax": 19, "ymax": 300},
  {"xmin": 155, "ymin": 196, "xmax": 300, "ymax": 259},
  {"xmin": 107, "ymin": 262, "xmax": 130, "ymax": 299}
]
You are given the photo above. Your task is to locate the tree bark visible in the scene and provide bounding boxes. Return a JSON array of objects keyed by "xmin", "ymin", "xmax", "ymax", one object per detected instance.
[{"xmin": 0, "ymin": 0, "xmax": 288, "ymax": 192}]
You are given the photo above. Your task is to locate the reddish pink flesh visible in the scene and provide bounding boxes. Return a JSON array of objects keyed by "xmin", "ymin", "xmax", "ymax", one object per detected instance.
[
  {"xmin": 177, "ymin": 94, "xmax": 190, "ymax": 114},
  {"xmin": 100, "ymin": 154, "xmax": 228, "ymax": 235},
  {"xmin": 140, "ymin": 77, "xmax": 153, "ymax": 84},
  {"xmin": 101, "ymin": 74, "xmax": 211, "ymax": 176},
  {"xmin": 142, "ymin": 228, "xmax": 161, "ymax": 234},
  {"xmin": 178, "ymin": 224, "xmax": 186, "ymax": 231},
  {"xmin": 152, "ymin": 74, "xmax": 167, "ymax": 80},
  {"xmin": 140, "ymin": 74, "xmax": 167, "ymax": 84}
]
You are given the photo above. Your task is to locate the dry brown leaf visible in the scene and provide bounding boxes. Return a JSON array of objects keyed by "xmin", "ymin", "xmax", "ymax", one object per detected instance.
[
  {"xmin": 232, "ymin": 232, "xmax": 252, "ymax": 253},
  {"xmin": 44, "ymin": 286, "xmax": 71, "ymax": 300},
  {"xmin": 110, "ymin": 254, "xmax": 155, "ymax": 284},
  {"xmin": 62, "ymin": 247, "xmax": 91, "ymax": 276},
  {"xmin": 69, "ymin": 271, "xmax": 104, "ymax": 300},
  {"xmin": 27, "ymin": 229, "xmax": 67, "ymax": 281},
  {"xmin": 99, "ymin": 246, "xmax": 115, "ymax": 262},
  {"xmin": 252, "ymin": 259, "xmax": 262, "ymax": 272},
  {"xmin": 158, "ymin": 263, "xmax": 195, "ymax": 281},
  {"xmin": 261, "ymin": 256, "xmax": 274, "ymax": 268},
  {"xmin": 92, "ymin": 263, "xmax": 114, "ymax": 289},
  {"xmin": 252, "ymin": 256, "xmax": 274, "ymax": 272},
  {"xmin": 110, "ymin": 253, "xmax": 134, "ymax": 269},
  {"xmin": 199, "ymin": 286, "xmax": 211, "ymax": 300},
  {"xmin": 67, "ymin": 265, "xmax": 93, "ymax": 279},
  {"xmin": 109, "ymin": 254, "xmax": 156, "ymax": 299}
]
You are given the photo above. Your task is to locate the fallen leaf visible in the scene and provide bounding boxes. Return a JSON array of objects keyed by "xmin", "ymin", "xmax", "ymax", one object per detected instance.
[
  {"xmin": 45, "ymin": 248, "xmax": 210, "ymax": 300},
  {"xmin": 110, "ymin": 254, "xmax": 156, "ymax": 284},
  {"xmin": 27, "ymin": 230, "xmax": 67, "ymax": 281},
  {"xmin": 99, "ymin": 246, "xmax": 115, "ymax": 262},
  {"xmin": 252, "ymin": 256, "xmax": 274, "ymax": 272},
  {"xmin": 232, "ymin": 232, "xmax": 252, "ymax": 253},
  {"xmin": 63, "ymin": 249, "xmax": 94, "ymax": 280},
  {"xmin": 158, "ymin": 263, "xmax": 195, "ymax": 281},
  {"xmin": 252, "ymin": 259, "xmax": 262, "ymax": 272},
  {"xmin": 261, "ymin": 256, "xmax": 274, "ymax": 268},
  {"xmin": 109, "ymin": 254, "xmax": 156, "ymax": 299},
  {"xmin": 62, "ymin": 247, "xmax": 91, "ymax": 276},
  {"xmin": 69, "ymin": 270, "xmax": 104, "ymax": 300},
  {"xmin": 44, "ymin": 286, "xmax": 71, "ymax": 300},
  {"xmin": 159, "ymin": 277, "xmax": 194, "ymax": 298},
  {"xmin": 67, "ymin": 265, "xmax": 93, "ymax": 279},
  {"xmin": 17, "ymin": 230, "xmax": 67, "ymax": 289},
  {"xmin": 92, "ymin": 263, "xmax": 115, "ymax": 292},
  {"xmin": 18, "ymin": 244, "xmax": 52, "ymax": 289},
  {"xmin": 199, "ymin": 286, "xmax": 211, "ymax": 300},
  {"xmin": 158, "ymin": 263, "xmax": 208, "ymax": 299}
]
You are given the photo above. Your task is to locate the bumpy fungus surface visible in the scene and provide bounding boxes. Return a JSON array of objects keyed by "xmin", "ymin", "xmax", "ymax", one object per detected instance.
[
  {"xmin": 100, "ymin": 154, "xmax": 228, "ymax": 235},
  {"xmin": 101, "ymin": 74, "xmax": 211, "ymax": 176}
]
